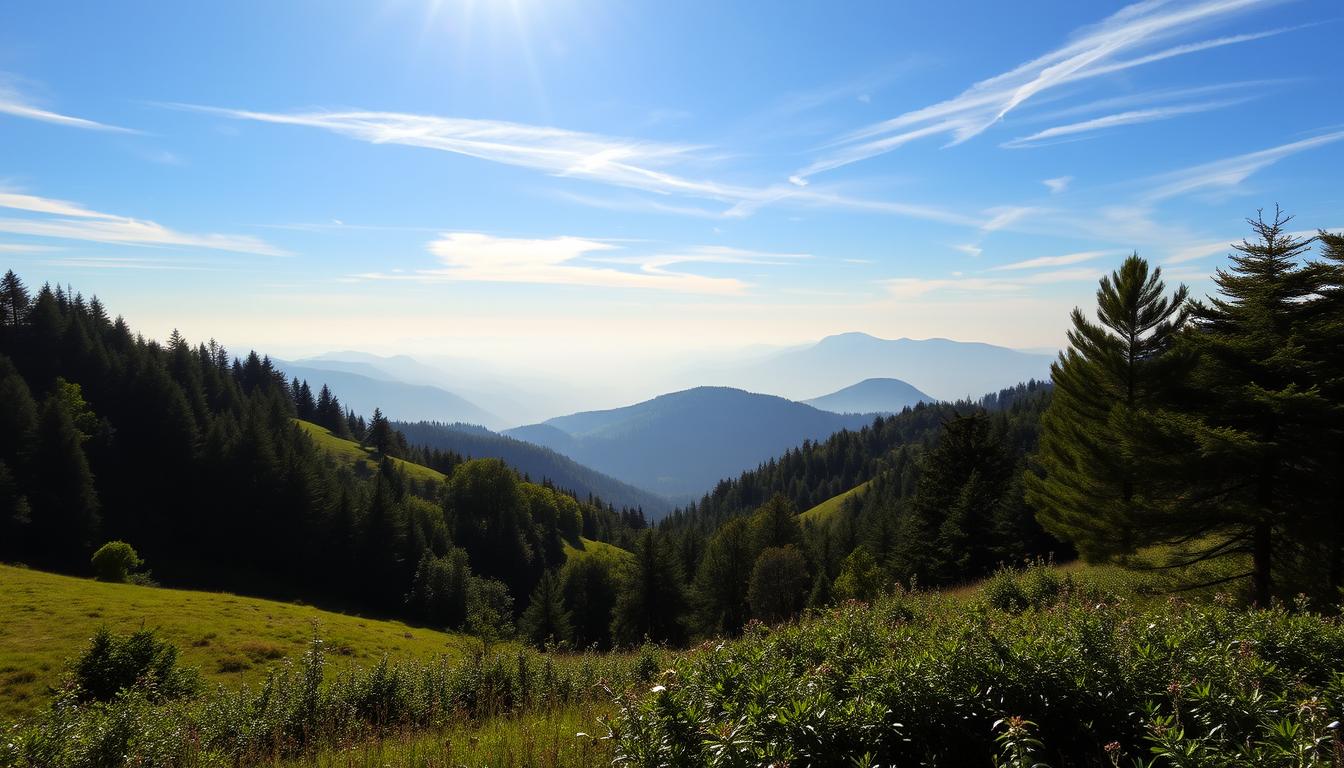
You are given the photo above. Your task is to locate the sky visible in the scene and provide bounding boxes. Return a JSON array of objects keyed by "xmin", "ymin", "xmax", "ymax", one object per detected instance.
[{"xmin": 2, "ymin": 0, "xmax": 1342, "ymax": 379}]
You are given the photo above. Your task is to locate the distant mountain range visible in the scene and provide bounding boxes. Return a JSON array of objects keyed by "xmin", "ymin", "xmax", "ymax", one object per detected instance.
[
  {"xmin": 504, "ymin": 386, "xmax": 873, "ymax": 501},
  {"xmin": 803, "ymin": 377, "xmax": 934, "ymax": 414},
  {"xmin": 392, "ymin": 420, "xmax": 673, "ymax": 517},
  {"xmin": 693, "ymin": 332, "xmax": 1054, "ymax": 402},
  {"xmin": 273, "ymin": 361, "xmax": 502, "ymax": 428}
]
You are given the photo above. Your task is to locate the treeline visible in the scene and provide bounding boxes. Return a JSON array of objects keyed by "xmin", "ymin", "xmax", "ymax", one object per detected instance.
[{"xmin": 0, "ymin": 273, "xmax": 645, "ymax": 637}]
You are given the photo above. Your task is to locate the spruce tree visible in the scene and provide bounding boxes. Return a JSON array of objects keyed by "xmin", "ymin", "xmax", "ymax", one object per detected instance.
[
  {"xmin": 28, "ymin": 393, "xmax": 100, "ymax": 569},
  {"xmin": 519, "ymin": 570, "xmax": 573, "ymax": 648},
  {"xmin": 691, "ymin": 517, "xmax": 754, "ymax": 635},
  {"xmin": 1025, "ymin": 255, "xmax": 1192, "ymax": 565},
  {"xmin": 1181, "ymin": 210, "xmax": 1332, "ymax": 604},
  {"xmin": 611, "ymin": 529, "xmax": 687, "ymax": 646}
]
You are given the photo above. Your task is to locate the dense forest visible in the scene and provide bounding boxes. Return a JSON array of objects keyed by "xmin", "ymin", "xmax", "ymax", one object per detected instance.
[{"xmin": 0, "ymin": 274, "xmax": 647, "ymax": 644}]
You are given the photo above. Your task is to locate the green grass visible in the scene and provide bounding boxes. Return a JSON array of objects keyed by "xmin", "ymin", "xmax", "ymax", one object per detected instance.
[
  {"xmin": 296, "ymin": 419, "xmax": 446, "ymax": 484},
  {"xmin": 562, "ymin": 537, "xmax": 633, "ymax": 566},
  {"xmin": 799, "ymin": 479, "xmax": 871, "ymax": 523},
  {"xmin": 275, "ymin": 702, "xmax": 616, "ymax": 768},
  {"xmin": 0, "ymin": 564, "xmax": 472, "ymax": 722}
]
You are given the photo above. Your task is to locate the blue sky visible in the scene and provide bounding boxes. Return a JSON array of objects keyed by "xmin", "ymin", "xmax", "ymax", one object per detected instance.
[{"xmin": 2, "ymin": 0, "xmax": 1342, "ymax": 372}]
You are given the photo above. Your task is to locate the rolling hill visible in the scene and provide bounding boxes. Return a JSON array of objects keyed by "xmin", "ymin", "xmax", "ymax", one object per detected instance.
[
  {"xmin": 696, "ymin": 332, "xmax": 1054, "ymax": 402},
  {"xmin": 504, "ymin": 387, "xmax": 872, "ymax": 500},
  {"xmin": 0, "ymin": 564, "xmax": 473, "ymax": 720},
  {"xmin": 393, "ymin": 421, "xmax": 673, "ymax": 516},
  {"xmin": 804, "ymin": 378, "xmax": 934, "ymax": 414},
  {"xmin": 274, "ymin": 361, "xmax": 502, "ymax": 428}
]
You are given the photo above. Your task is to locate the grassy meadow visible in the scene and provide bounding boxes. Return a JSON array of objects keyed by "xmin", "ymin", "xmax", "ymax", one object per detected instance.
[{"xmin": 0, "ymin": 564, "xmax": 473, "ymax": 723}]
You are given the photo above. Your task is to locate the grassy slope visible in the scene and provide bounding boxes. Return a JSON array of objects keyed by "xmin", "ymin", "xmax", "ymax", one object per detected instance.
[
  {"xmin": 563, "ymin": 536, "xmax": 634, "ymax": 565},
  {"xmin": 0, "ymin": 564, "xmax": 472, "ymax": 722},
  {"xmin": 799, "ymin": 479, "xmax": 872, "ymax": 523},
  {"xmin": 296, "ymin": 419, "xmax": 445, "ymax": 484}
]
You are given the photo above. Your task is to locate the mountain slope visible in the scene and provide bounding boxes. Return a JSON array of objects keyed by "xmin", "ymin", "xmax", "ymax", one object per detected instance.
[
  {"xmin": 274, "ymin": 362, "xmax": 502, "ymax": 427},
  {"xmin": 698, "ymin": 333, "xmax": 1053, "ymax": 401},
  {"xmin": 804, "ymin": 378, "xmax": 934, "ymax": 414},
  {"xmin": 393, "ymin": 420, "xmax": 673, "ymax": 516},
  {"xmin": 504, "ymin": 387, "xmax": 872, "ymax": 500}
]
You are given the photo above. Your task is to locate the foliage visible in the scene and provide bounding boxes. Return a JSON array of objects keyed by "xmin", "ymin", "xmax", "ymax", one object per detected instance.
[
  {"xmin": 746, "ymin": 546, "xmax": 810, "ymax": 624},
  {"xmin": 90, "ymin": 540, "xmax": 142, "ymax": 583},
  {"xmin": 2, "ymin": 629, "xmax": 659, "ymax": 767},
  {"xmin": 608, "ymin": 578, "xmax": 1344, "ymax": 766},
  {"xmin": 72, "ymin": 627, "xmax": 199, "ymax": 703}
]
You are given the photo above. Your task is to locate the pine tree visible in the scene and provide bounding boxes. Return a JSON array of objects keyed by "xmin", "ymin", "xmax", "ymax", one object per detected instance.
[
  {"xmin": 611, "ymin": 529, "xmax": 687, "ymax": 646},
  {"xmin": 1181, "ymin": 210, "xmax": 1332, "ymax": 604},
  {"xmin": 1025, "ymin": 255, "xmax": 1193, "ymax": 565},
  {"xmin": 28, "ymin": 393, "xmax": 100, "ymax": 569},
  {"xmin": 691, "ymin": 518, "xmax": 754, "ymax": 635},
  {"xmin": 366, "ymin": 407, "xmax": 395, "ymax": 457},
  {"xmin": 560, "ymin": 555, "xmax": 620, "ymax": 649},
  {"xmin": 1309, "ymin": 230, "xmax": 1344, "ymax": 595},
  {"xmin": 1, "ymin": 270, "xmax": 31, "ymax": 329},
  {"xmin": 519, "ymin": 570, "xmax": 572, "ymax": 648},
  {"xmin": 749, "ymin": 493, "xmax": 802, "ymax": 553}
]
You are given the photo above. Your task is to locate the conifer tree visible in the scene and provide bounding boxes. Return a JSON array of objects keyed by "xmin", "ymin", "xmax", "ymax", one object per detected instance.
[
  {"xmin": 560, "ymin": 555, "xmax": 620, "ymax": 649},
  {"xmin": 1, "ymin": 270, "xmax": 30, "ymax": 329},
  {"xmin": 611, "ymin": 529, "xmax": 687, "ymax": 646},
  {"xmin": 691, "ymin": 517, "xmax": 754, "ymax": 635},
  {"xmin": 1181, "ymin": 210, "xmax": 1332, "ymax": 604},
  {"xmin": 1025, "ymin": 255, "xmax": 1192, "ymax": 565},
  {"xmin": 519, "ymin": 570, "xmax": 573, "ymax": 647},
  {"xmin": 28, "ymin": 393, "xmax": 100, "ymax": 569}
]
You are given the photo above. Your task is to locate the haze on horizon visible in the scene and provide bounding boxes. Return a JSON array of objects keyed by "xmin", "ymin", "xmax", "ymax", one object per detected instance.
[{"xmin": 3, "ymin": 0, "xmax": 1342, "ymax": 388}]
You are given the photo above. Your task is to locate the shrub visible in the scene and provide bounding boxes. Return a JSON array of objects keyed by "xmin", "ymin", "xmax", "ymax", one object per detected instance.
[
  {"xmin": 89, "ymin": 541, "xmax": 141, "ymax": 583},
  {"xmin": 72, "ymin": 627, "xmax": 198, "ymax": 702}
]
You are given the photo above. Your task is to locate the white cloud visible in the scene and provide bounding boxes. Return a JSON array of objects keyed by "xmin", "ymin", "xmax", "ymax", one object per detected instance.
[
  {"xmin": 0, "ymin": 80, "xmax": 136, "ymax": 133},
  {"xmin": 1143, "ymin": 130, "xmax": 1344, "ymax": 201},
  {"xmin": 798, "ymin": 0, "xmax": 1291, "ymax": 178},
  {"xmin": 991, "ymin": 250, "xmax": 1113, "ymax": 271},
  {"xmin": 953, "ymin": 244, "xmax": 984, "ymax": 258},
  {"xmin": 180, "ymin": 104, "xmax": 983, "ymax": 225},
  {"xmin": 0, "ymin": 189, "xmax": 288, "ymax": 256},
  {"xmin": 1003, "ymin": 100, "xmax": 1241, "ymax": 148},
  {"xmin": 883, "ymin": 265, "xmax": 1107, "ymax": 299},
  {"xmin": 1042, "ymin": 176, "xmax": 1073, "ymax": 194},
  {"xmin": 351, "ymin": 233, "xmax": 810, "ymax": 294}
]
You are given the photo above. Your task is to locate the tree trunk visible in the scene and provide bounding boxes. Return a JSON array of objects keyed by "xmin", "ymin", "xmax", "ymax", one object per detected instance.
[{"xmin": 1251, "ymin": 521, "xmax": 1272, "ymax": 607}]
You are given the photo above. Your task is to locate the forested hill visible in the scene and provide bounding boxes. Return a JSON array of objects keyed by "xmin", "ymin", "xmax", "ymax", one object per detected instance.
[
  {"xmin": 393, "ymin": 420, "xmax": 673, "ymax": 517},
  {"xmin": 504, "ymin": 386, "xmax": 874, "ymax": 500},
  {"xmin": 0, "ymin": 271, "xmax": 645, "ymax": 638},
  {"xmin": 665, "ymin": 380, "xmax": 1052, "ymax": 533}
]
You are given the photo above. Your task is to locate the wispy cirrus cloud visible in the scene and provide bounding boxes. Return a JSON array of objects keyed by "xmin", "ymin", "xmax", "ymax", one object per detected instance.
[
  {"xmin": 175, "ymin": 104, "xmax": 987, "ymax": 226},
  {"xmin": 1042, "ymin": 176, "xmax": 1073, "ymax": 194},
  {"xmin": 991, "ymin": 250, "xmax": 1115, "ymax": 271},
  {"xmin": 1002, "ymin": 100, "xmax": 1243, "ymax": 148},
  {"xmin": 1142, "ymin": 130, "xmax": 1344, "ymax": 201},
  {"xmin": 884, "ymin": 266, "xmax": 1107, "ymax": 299},
  {"xmin": 0, "ymin": 189, "xmax": 288, "ymax": 256},
  {"xmin": 350, "ymin": 233, "xmax": 809, "ymax": 295},
  {"xmin": 0, "ymin": 78, "xmax": 136, "ymax": 133},
  {"xmin": 796, "ymin": 0, "xmax": 1293, "ymax": 180}
]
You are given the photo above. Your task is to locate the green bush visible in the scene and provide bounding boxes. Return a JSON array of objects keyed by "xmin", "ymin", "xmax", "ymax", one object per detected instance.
[
  {"xmin": 608, "ymin": 591, "xmax": 1344, "ymax": 766},
  {"xmin": 72, "ymin": 627, "xmax": 198, "ymax": 703},
  {"xmin": 90, "ymin": 541, "xmax": 141, "ymax": 583}
]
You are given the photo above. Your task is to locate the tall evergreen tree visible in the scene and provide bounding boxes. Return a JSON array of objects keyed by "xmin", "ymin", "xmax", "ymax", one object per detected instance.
[
  {"xmin": 611, "ymin": 529, "xmax": 687, "ymax": 646},
  {"xmin": 691, "ymin": 518, "xmax": 754, "ymax": 635},
  {"xmin": 27, "ymin": 393, "xmax": 100, "ymax": 569},
  {"xmin": 1026, "ymin": 255, "xmax": 1192, "ymax": 565},
  {"xmin": 1181, "ymin": 210, "xmax": 1332, "ymax": 604},
  {"xmin": 519, "ymin": 570, "xmax": 573, "ymax": 648}
]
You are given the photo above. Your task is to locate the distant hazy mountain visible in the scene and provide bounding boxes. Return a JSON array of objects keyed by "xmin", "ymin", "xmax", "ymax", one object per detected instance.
[
  {"xmin": 393, "ymin": 421, "xmax": 673, "ymax": 517},
  {"xmin": 695, "ymin": 333, "xmax": 1053, "ymax": 401},
  {"xmin": 804, "ymin": 378, "xmax": 934, "ymax": 414},
  {"xmin": 274, "ymin": 362, "xmax": 502, "ymax": 427},
  {"xmin": 294, "ymin": 351, "xmax": 572, "ymax": 428},
  {"xmin": 504, "ymin": 386, "xmax": 872, "ymax": 501}
]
